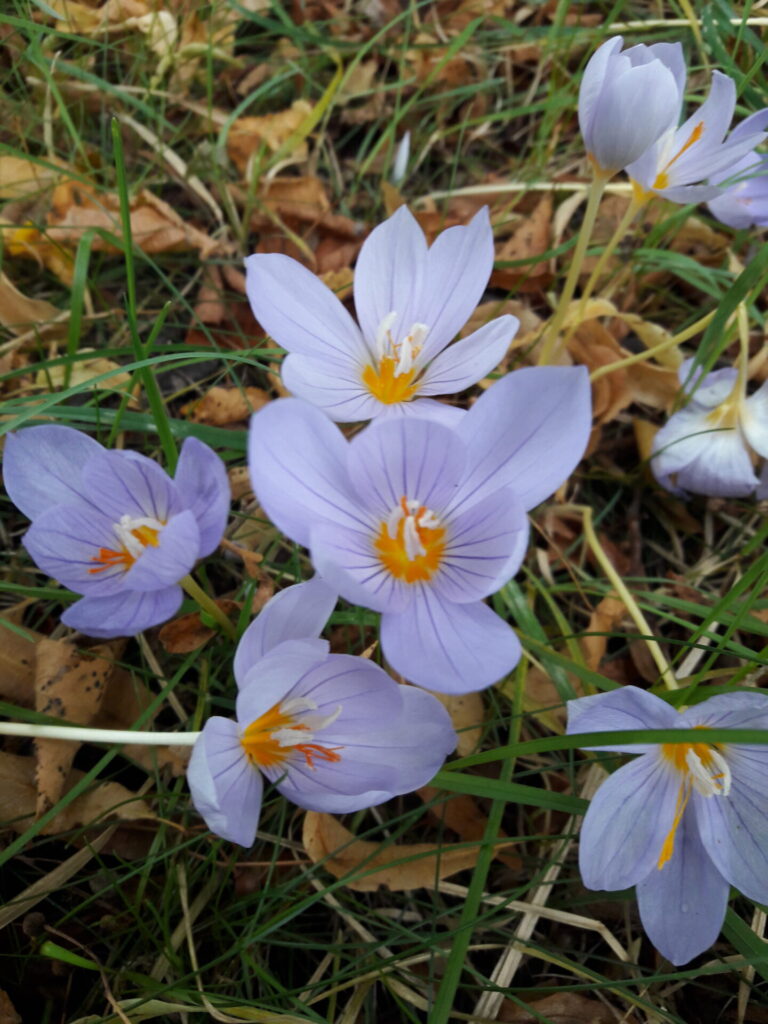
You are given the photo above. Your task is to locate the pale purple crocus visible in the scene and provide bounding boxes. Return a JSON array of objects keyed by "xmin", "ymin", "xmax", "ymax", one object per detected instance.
[
  {"xmin": 247, "ymin": 366, "xmax": 591, "ymax": 694},
  {"xmin": 3, "ymin": 425, "xmax": 229, "ymax": 637},
  {"xmin": 567, "ymin": 685, "xmax": 768, "ymax": 965},
  {"xmin": 706, "ymin": 111, "xmax": 768, "ymax": 228},
  {"xmin": 579, "ymin": 37, "xmax": 685, "ymax": 178},
  {"xmin": 651, "ymin": 359, "xmax": 768, "ymax": 497},
  {"xmin": 187, "ymin": 577, "xmax": 457, "ymax": 847},
  {"xmin": 627, "ymin": 72, "xmax": 768, "ymax": 204},
  {"xmin": 244, "ymin": 206, "xmax": 518, "ymax": 427}
]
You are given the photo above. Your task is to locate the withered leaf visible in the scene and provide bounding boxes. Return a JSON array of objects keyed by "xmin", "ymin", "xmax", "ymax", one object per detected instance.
[
  {"xmin": 158, "ymin": 600, "xmax": 240, "ymax": 654},
  {"xmin": 184, "ymin": 385, "xmax": 270, "ymax": 426}
]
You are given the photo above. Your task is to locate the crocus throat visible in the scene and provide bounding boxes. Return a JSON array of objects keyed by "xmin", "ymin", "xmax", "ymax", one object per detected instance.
[
  {"xmin": 240, "ymin": 697, "xmax": 343, "ymax": 771},
  {"xmin": 89, "ymin": 514, "xmax": 164, "ymax": 575},
  {"xmin": 361, "ymin": 312, "xmax": 428, "ymax": 405},
  {"xmin": 374, "ymin": 496, "xmax": 446, "ymax": 583},
  {"xmin": 656, "ymin": 737, "xmax": 731, "ymax": 869},
  {"xmin": 652, "ymin": 120, "xmax": 705, "ymax": 191}
]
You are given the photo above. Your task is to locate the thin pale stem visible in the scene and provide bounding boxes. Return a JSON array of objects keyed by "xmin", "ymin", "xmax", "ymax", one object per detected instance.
[
  {"xmin": 0, "ymin": 723, "xmax": 200, "ymax": 745},
  {"xmin": 589, "ymin": 310, "xmax": 716, "ymax": 383},
  {"xmin": 562, "ymin": 504, "xmax": 678, "ymax": 690},
  {"xmin": 538, "ymin": 175, "xmax": 607, "ymax": 366},
  {"xmin": 180, "ymin": 574, "xmax": 237, "ymax": 641}
]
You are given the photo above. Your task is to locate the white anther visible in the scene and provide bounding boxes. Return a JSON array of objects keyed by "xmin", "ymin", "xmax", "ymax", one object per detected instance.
[
  {"xmin": 403, "ymin": 516, "xmax": 427, "ymax": 559},
  {"xmin": 387, "ymin": 505, "xmax": 405, "ymax": 538},
  {"xmin": 375, "ymin": 311, "xmax": 398, "ymax": 359},
  {"xmin": 114, "ymin": 514, "xmax": 164, "ymax": 558},
  {"xmin": 395, "ymin": 335, "xmax": 415, "ymax": 375},
  {"xmin": 417, "ymin": 509, "xmax": 441, "ymax": 530},
  {"xmin": 273, "ymin": 726, "xmax": 313, "ymax": 748},
  {"xmin": 280, "ymin": 697, "xmax": 317, "ymax": 716},
  {"xmin": 686, "ymin": 747, "xmax": 732, "ymax": 797},
  {"xmin": 272, "ymin": 703, "xmax": 342, "ymax": 748}
]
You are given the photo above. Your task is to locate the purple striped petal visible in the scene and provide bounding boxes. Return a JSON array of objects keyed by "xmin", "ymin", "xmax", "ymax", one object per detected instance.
[
  {"xmin": 173, "ymin": 437, "xmax": 229, "ymax": 556},
  {"xmin": 682, "ymin": 690, "xmax": 768, "ymax": 730},
  {"xmin": 637, "ymin": 812, "xmax": 729, "ymax": 965},
  {"xmin": 281, "ymin": 353, "xmax": 381, "ymax": 422},
  {"xmin": 693, "ymin": 744, "xmax": 768, "ymax": 904},
  {"xmin": 233, "ymin": 578, "xmax": 337, "ymax": 686},
  {"xmin": 353, "ymin": 205, "xmax": 428, "ymax": 351},
  {"xmin": 311, "ymin": 520, "xmax": 411, "ymax": 614},
  {"xmin": 567, "ymin": 685, "xmax": 682, "ymax": 753},
  {"xmin": 245, "ymin": 253, "xmax": 368, "ymax": 363},
  {"xmin": 82, "ymin": 450, "xmax": 185, "ymax": 524},
  {"xmin": 123, "ymin": 510, "xmax": 199, "ymax": 590},
  {"xmin": 448, "ymin": 366, "xmax": 591, "ymax": 514},
  {"xmin": 418, "ymin": 315, "xmax": 518, "ymax": 397},
  {"xmin": 578, "ymin": 752, "xmax": 681, "ymax": 890},
  {"xmin": 346, "ymin": 417, "xmax": 466, "ymax": 517},
  {"xmin": 61, "ymin": 585, "xmax": 183, "ymax": 637},
  {"xmin": 400, "ymin": 399, "xmax": 466, "ymax": 427},
  {"xmin": 248, "ymin": 399, "xmax": 368, "ymax": 547},
  {"xmin": 432, "ymin": 486, "xmax": 528, "ymax": 603},
  {"xmin": 417, "ymin": 207, "xmax": 495, "ymax": 363},
  {"xmin": 380, "ymin": 590, "xmax": 521, "ymax": 694},
  {"xmin": 4, "ymin": 425, "xmax": 103, "ymax": 520},
  {"xmin": 187, "ymin": 717, "xmax": 263, "ymax": 847}
]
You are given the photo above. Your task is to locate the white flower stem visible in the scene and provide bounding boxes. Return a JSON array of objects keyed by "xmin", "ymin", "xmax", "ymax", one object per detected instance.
[
  {"xmin": 538, "ymin": 174, "xmax": 607, "ymax": 366},
  {"xmin": 0, "ymin": 722, "xmax": 200, "ymax": 745}
]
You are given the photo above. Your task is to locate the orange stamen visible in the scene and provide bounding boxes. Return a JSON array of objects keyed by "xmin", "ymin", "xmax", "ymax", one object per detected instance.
[
  {"xmin": 653, "ymin": 121, "xmax": 705, "ymax": 191},
  {"xmin": 241, "ymin": 703, "xmax": 343, "ymax": 770},
  {"xmin": 374, "ymin": 509, "xmax": 445, "ymax": 583},
  {"xmin": 89, "ymin": 547, "xmax": 134, "ymax": 574},
  {"xmin": 362, "ymin": 357, "xmax": 419, "ymax": 405}
]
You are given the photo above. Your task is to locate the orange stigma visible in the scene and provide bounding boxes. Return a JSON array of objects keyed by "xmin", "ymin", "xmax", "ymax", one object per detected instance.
[
  {"xmin": 362, "ymin": 358, "xmax": 419, "ymax": 405},
  {"xmin": 653, "ymin": 121, "xmax": 704, "ymax": 191},
  {"xmin": 240, "ymin": 698, "xmax": 343, "ymax": 771},
  {"xmin": 375, "ymin": 496, "xmax": 446, "ymax": 583},
  {"xmin": 88, "ymin": 519, "xmax": 161, "ymax": 575}
]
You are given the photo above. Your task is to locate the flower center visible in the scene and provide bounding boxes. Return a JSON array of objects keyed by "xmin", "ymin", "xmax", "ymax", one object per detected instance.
[
  {"xmin": 361, "ymin": 312, "xmax": 428, "ymax": 405},
  {"xmin": 374, "ymin": 496, "xmax": 446, "ymax": 583},
  {"xmin": 240, "ymin": 696, "xmax": 343, "ymax": 771},
  {"xmin": 652, "ymin": 120, "xmax": 705, "ymax": 191},
  {"xmin": 656, "ymin": 737, "xmax": 731, "ymax": 869},
  {"xmin": 89, "ymin": 514, "xmax": 164, "ymax": 575}
]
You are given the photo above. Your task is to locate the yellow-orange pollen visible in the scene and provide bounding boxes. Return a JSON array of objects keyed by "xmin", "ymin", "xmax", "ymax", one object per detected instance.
[
  {"xmin": 374, "ymin": 496, "xmax": 446, "ymax": 583},
  {"xmin": 656, "ymin": 735, "xmax": 731, "ymax": 870},
  {"xmin": 240, "ymin": 696, "xmax": 343, "ymax": 771},
  {"xmin": 361, "ymin": 311, "xmax": 428, "ymax": 405},
  {"xmin": 89, "ymin": 514, "xmax": 163, "ymax": 574},
  {"xmin": 652, "ymin": 120, "xmax": 705, "ymax": 191}
]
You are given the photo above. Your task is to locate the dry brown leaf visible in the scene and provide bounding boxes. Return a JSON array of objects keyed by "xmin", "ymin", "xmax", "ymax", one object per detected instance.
[
  {"xmin": 227, "ymin": 101, "xmax": 314, "ymax": 175},
  {"xmin": 491, "ymin": 195, "xmax": 552, "ymax": 292},
  {"xmin": 336, "ymin": 60, "xmax": 378, "ymax": 106},
  {"xmin": 220, "ymin": 537, "xmax": 265, "ymax": 579},
  {"xmin": 568, "ymin": 320, "xmax": 630, "ymax": 427},
  {"xmin": 0, "ymin": 750, "xmax": 154, "ymax": 837},
  {"xmin": 36, "ymin": 350, "xmax": 134, "ymax": 399},
  {"xmin": 0, "ymin": 988, "xmax": 21, "ymax": 1024},
  {"xmin": 228, "ymin": 465, "xmax": 253, "ymax": 501},
  {"xmin": 417, "ymin": 785, "xmax": 521, "ymax": 872},
  {"xmin": 0, "ymin": 155, "xmax": 65, "ymax": 200},
  {"xmin": 34, "ymin": 639, "xmax": 123, "ymax": 815},
  {"xmin": 303, "ymin": 811, "xmax": 502, "ymax": 892},
  {"xmin": 257, "ymin": 174, "xmax": 331, "ymax": 225},
  {"xmin": 499, "ymin": 991, "xmax": 616, "ymax": 1023},
  {"xmin": 633, "ymin": 418, "xmax": 658, "ymax": 464},
  {"xmin": 0, "ymin": 271, "xmax": 67, "ymax": 336},
  {"xmin": 158, "ymin": 600, "xmax": 240, "ymax": 654},
  {"xmin": 581, "ymin": 595, "xmax": 628, "ymax": 673},
  {"xmin": 431, "ymin": 691, "xmax": 484, "ymax": 757},
  {"xmin": 183, "ymin": 385, "xmax": 269, "ymax": 426},
  {"xmin": 520, "ymin": 658, "xmax": 581, "ymax": 732},
  {"xmin": 0, "ymin": 610, "xmax": 41, "ymax": 706}
]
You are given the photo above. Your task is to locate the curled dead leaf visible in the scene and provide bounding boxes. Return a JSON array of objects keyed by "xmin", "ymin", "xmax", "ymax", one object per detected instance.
[
  {"xmin": 0, "ymin": 271, "xmax": 68, "ymax": 337},
  {"xmin": 227, "ymin": 101, "xmax": 314, "ymax": 176},
  {"xmin": 158, "ymin": 599, "xmax": 240, "ymax": 654},
  {"xmin": 183, "ymin": 385, "xmax": 269, "ymax": 426}
]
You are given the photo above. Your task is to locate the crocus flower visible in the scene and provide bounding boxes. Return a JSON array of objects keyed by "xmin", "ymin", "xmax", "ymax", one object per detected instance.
[
  {"xmin": 706, "ymin": 111, "xmax": 768, "ymax": 228},
  {"xmin": 247, "ymin": 366, "xmax": 591, "ymax": 694},
  {"xmin": 651, "ymin": 358, "xmax": 768, "ymax": 497},
  {"xmin": 567, "ymin": 685, "xmax": 768, "ymax": 965},
  {"xmin": 627, "ymin": 72, "xmax": 768, "ymax": 204},
  {"xmin": 579, "ymin": 36, "xmax": 685, "ymax": 178},
  {"xmin": 187, "ymin": 577, "xmax": 457, "ymax": 847},
  {"xmin": 244, "ymin": 206, "xmax": 518, "ymax": 426},
  {"xmin": 3, "ymin": 425, "xmax": 229, "ymax": 637}
]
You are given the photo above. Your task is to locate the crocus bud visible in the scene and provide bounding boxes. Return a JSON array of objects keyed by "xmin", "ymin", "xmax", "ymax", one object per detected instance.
[{"xmin": 579, "ymin": 36, "xmax": 685, "ymax": 178}]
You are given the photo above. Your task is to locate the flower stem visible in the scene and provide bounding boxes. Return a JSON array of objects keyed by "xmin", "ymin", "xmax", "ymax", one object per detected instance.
[
  {"xmin": 180, "ymin": 574, "xmax": 238, "ymax": 641},
  {"xmin": 537, "ymin": 174, "xmax": 607, "ymax": 366},
  {"xmin": 589, "ymin": 310, "xmax": 716, "ymax": 384},
  {"xmin": 0, "ymin": 722, "xmax": 200, "ymax": 745},
  {"xmin": 564, "ymin": 504, "xmax": 678, "ymax": 690}
]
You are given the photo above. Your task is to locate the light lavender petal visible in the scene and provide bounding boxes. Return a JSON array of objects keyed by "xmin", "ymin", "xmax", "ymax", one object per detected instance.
[
  {"xmin": 4, "ymin": 425, "xmax": 103, "ymax": 520},
  {"xmin": 310, "ymin": 520, "xmax": 411, "ymax": 614},
  {"xmin": 281, "ymin": 353, "xmax": 382, "ymax": 423},
  {"xmin": 61, "ymin": 585, "xmax": 183, "ymax": 637},
  {"xmin": 173, "ymin": 437, "xmax": 230, "ymax": 556},
  {"xmin": 82, "ymin": 449, "xmax": 185, "ymax": 524},
  {"xmin": 418, "ymin": 315, "xmax": 518, "ymax": 397},
  {"xmin": 566, "ymin": 685, "xmax": 681, "ymax": 753},
  {"xmin": 123, "ymin": 510, "xmax": 200, "ymax": 590}
]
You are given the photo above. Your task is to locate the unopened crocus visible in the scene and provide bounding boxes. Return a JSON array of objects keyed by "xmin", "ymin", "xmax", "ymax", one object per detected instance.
[
  {"xmin": 706, "ymin": 111, "xmax": 768, "ymax": 228},
  {"xmin": 579, "ymin": 36, "xmax": 685, "ymax": 178},
  {"xmin": 245, "ymin": 206, "xmax": 518, "ymax": 426},
  {"xmin": 248, "ymin": 366, "xmax": 591, "ymax": 694},
  {"xmin": 627, "ymin": 72, "xmax": 768, "ymax": 203},
  {"xmin": 651, "ymin": 358, "xmax": 768, "ymax": 497},
  {"xmin": 567, "ymin": 685, "xmax": 768, "ymax": 965},
  {"xmin": 3, "ymin": 426, "xmax": 229, "ymax": 637},
  {"xmin": 187, "ymin": 577, "xmax": 457, "ymax": 847}
]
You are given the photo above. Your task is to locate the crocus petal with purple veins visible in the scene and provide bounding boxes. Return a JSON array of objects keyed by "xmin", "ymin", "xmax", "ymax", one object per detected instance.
[
  {"xmin": 173, "ymin": 437, "xmax": 230, "ymax": 556},
  {"xmin": 123, "ymin": 510, "xmax": 200, "ymax": 590},
  {"xmin": 61, "ymin": 585, "xmax": 183, "ymax": 638},
  {"xmin": 244, "ymin": 253, "xmax": 369, "ymax": 363},
  {"xmin": 353, "ymin": 205, "xmax": 428, "ymax": 348},
  {"xmin": 636, "ymin": 813, "xmax": 730, "ymax": 965},
  {"xmin": 417, "ymin": 315, "xmax": 518, "ymax": 397},
  {"xmin": 693, "ymin": 745, "xmax": 768, "ymax": 905},
  {"xmin": 448, "ymin": 366, "xmax": 591, "ymax": 513},
  {"xmin": 82, "ymin": 450, "xmax": 185, "ymax": 524},
  {"xmin": 380, "ymin": 588, "xmax": 521, "ymax": 694},
  {"xmin": 567, "ymin": 685, "xmax": 682, "ymax": 753},
  {"xmin": 3, "ymin": 425, "xmax": 103, "ymax": 520},
  {"xmin": 741, "ymin": 381, "xmax": 768, "ymax": 458},
  {"xmin": 685, "ymin": 690, "xmax": 768, "ymax": 730},
  {"xmin": 401, "ymin": 399, "xmax": 466, "ymax": 428},
  {"xmin": 677, "ymin": 359, "xmax": 738, "ymax": 405},
  {"xmin": 578, "ymin": 752, "xmax": 681, "ymax": 891},
  {"xmin": 248, "ymin": 398, "xmax": 369, "ymax": 547},
  {"xmin": 311, "ymin": 519, "xmax": 410, "ymax": 614},
  {"xmin": 236, "ymin": 645, "xmax": 336, "ymax": 720},
  {"xmin": 233, "ymin": 577, "xmax": 337, "ymax": 686},
  {"xmin": 187, "ymin": 717, "xmax": 264, "ymax": 848},
  {"xmin": 281, "ymin": 353, "xmax": 383, "ymax": 423},
  {"xmin": 708, "ymin": 154, "xmax": 768, "ymax": 229}
]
